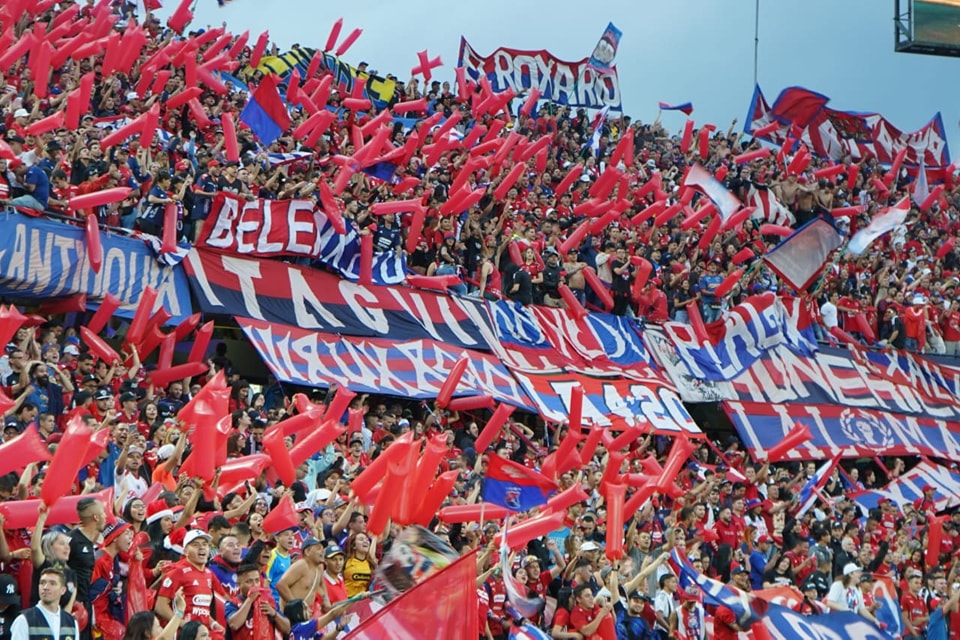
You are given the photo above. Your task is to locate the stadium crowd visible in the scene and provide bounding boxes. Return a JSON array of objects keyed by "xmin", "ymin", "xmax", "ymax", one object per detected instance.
[{"xmin": 0, "ymin": 1, "xmax": 956, "ymax": 640}]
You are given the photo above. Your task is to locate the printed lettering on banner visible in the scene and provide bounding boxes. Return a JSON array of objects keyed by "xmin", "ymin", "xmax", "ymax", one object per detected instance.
[
  {"xmin": 0, "ymin": 212, "xmax": 192, "ymax": 323},
  {"xmin": 184, "ymin": 249, "xmax": 490, "ymax": 350},
  {"xmin": 238, "ymin": 317, "xmax": 534, "ymax": 410},
  {"xmin": 458, "ymin": 38, "xmax": 622, "ymax": 112},
  {"xmin": 511, "ymin": 370, "xmax": 700, "ymax": 435}
]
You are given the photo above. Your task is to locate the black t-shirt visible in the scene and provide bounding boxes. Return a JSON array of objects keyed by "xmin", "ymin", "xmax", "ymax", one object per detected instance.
[
  {"xmin": 68, "ymin": 529, "xmax": 97, "ymax": 606},
  {"xmin": 0, "ymin": 604, "xmax": 19, "ymax": 640}
]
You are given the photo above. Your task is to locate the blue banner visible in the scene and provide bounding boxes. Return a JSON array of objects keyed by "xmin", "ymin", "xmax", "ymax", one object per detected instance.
[
  {"xmin": 237, "ymin": 317, "xmax": 534, "ymax": 410},
  {"xmin": 662, "ymin": 294, "xmax": 818, "ymax": 381},
  {"xmin": 761, "ymin": 601, "xmax": 894, "ymax": 639},
  {"xmin": 851, "ymin": 460, "xmax": 960, "ymax": 513},
  {"xmin": 0, "ymin": 210, "xmax": 193, "ymax": 323}
]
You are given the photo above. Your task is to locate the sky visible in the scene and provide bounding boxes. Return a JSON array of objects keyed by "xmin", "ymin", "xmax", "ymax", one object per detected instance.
[{"xmin": 165, "ymin": 0, "xmax": 960, "ymax": 149}]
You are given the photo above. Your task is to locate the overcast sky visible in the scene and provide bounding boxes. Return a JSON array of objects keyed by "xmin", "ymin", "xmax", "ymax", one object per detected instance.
[{"xmin": 171, "ymin": 0, "xmax": 960, "ymax": 149}]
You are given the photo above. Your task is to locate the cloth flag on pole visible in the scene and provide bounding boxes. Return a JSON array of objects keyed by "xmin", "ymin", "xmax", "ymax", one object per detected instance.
[
  {"xmin": 668, "ymin": 548, "xmax": 766, "ymax": 627},
  {"xmin": 587, "ymin": 23, "xmax": 622, "ymax": 73},
  {"xmin": 482, "ymin": 453, "xmax": 555, "ymax": 512},
  {"xmin": 796, "ymin": 457, "xmax": 839, "ymax": 517},
  {"xmin": 747, "ymin": 185, "xmax": 795, "ymax": 227},
  {"xmin": 658, "ymin": 101, "xmax": 694, "ymax": 116},
  {"xmin": 239, "ymin": 74, "xmax": 291, "ymax": 146},
  {"xmin": 762, "ymin": 217, "xmax": 843, "ymax": 291},
  {"xmin": 587, "ymin": 105, "xmax": 610, "ymax": 157},
  {"xmin": 870, "ymin": 575, "xmax": 904, "ymax": 639},
  {"xmin": 846, "ymin": 197, "xmax": 910, "ymax": 256},
  {"xmin": 912, "ymin": 159, "xmax": 930, "ymax": 206},
  {"xmin": 682, "ymin": 163, "xmax": 741, "ymax": 222},
  {"xmin": 344, "ymin": 549, "xmax": 478, "ymax": 639},
  {"xmin": 509, "ymin": 624, "xmax": 551, "ymax": 640},
  {"xmin": 500, "ymin": 522, "xmax": 545, "ymax": 620}
]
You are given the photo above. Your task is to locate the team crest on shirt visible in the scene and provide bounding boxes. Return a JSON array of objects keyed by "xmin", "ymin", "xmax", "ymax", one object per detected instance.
[{"xmin": 162, "ymin": 578, "xmax": 172, "ymax": 588}]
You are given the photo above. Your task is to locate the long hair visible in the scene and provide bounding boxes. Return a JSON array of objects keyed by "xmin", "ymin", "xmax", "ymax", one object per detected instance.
[
  {"xmin": 40, "ymin": 532, "xmax": 68, "ymax": 569},
  {"xmin": 123, "ymin": 611, "xmax": 155, "ymax": 640},
  {"xmin": 180, "ymin": 621, "xmax": 205, "ymax": 640}
]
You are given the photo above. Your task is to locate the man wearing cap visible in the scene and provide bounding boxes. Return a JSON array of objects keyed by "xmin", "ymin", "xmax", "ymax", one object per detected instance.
[
  {"xmin": 156, "ymin": 529, "xmax": 225, "ymax": 635},
  {"xmin": 275, "ymin": 538, "xmax": 325, "ymax": 614},
  {"xmin": 4, "ymin": 157, "xmax": 50, "ymax": 211},
  {"xmin": 914, "ymin": 484, "xmax": 937, "ymax": 515},
  {"xmin": 191, "ymin": 159, "xmax": 220, "ymax": 241},
  {"xmin": 90, "ymin": 520, "xmax": 135, "ymax": 640},
  {"xmin": 748, "ymin": 535, "xmax": 776, "ymax": 591},
  {"xmin": 0, "ymin": 573, "xmax": 20, "ymax": 640},
  {"xmin": 225, "ymin": 564, "xmax": 290, "ymax": 640},
  {"xmin": 320, "ymin": 544, "xmax": 347, "ymax": 609},
  {"xmin": 676, "ymin": 585, "xmax": 705, "ymax": 640},
  {"xmin": 613, "ymin": 588, "xmax": 654, "ymax": 640}
]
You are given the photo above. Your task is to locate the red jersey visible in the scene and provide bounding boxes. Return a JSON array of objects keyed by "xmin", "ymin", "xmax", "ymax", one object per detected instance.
[
  {"xmin": 323, "ymin": 571, "xmax": 346, "ymax": 605},
  {"xmin": 570, "ymin": 604, "xmax": 615, "ymax": 640},
  {"xmin": 901, "ymin": 592, "xmax": 928, "ymax": 633},
  {"xmin": 158, "ymin": 559, "xmax": 224, "ymax": 625}
]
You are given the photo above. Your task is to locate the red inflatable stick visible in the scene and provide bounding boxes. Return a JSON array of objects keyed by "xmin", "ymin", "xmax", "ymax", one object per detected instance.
[
  {"xmin": 752, "ymin": 121, "xmax": 780, "ymax": 138},
  {"xmin": 85, "ymin": 213, "xmax": 102, "ymax": 273},
  {"xmin": 404, "ymin": 274, "xmax": 460, "ymax": 291},
  {"xmin": 70, "ymin": 187, "xmax": 133, "ymax": 212},
  {"xmin": 290, "ymin": 420, "xmax": 344, "ymax": 467},
  {"xmin": 846, "ymin": 164, "xmax": 860, "ymax": 191},
  {"xmin": 263, "ymin": 424, "xmax": 296, "ymax": 486},
  {"xmin": 41, "ymin": 418, "xmax": 92, "ymax": 507},
  {"xmin": 732, "ymin": 247, "xmax": 756, "ymax": 265},
  {"xmin": 249, "ymin": 30, "xmax": 269, "ymax": 68},
  {"xmin": 436, "ymin": 356, "xmax": 470, "ymax": 408},
  {"xmin": 445, "ymin": 395, "xmax": 495, "ymax": 412},
  {"xmin": 367, "ymin": 459, "xmax": 410, "ymax": 537},
  {"xmin": 714, "ymin": 269, "xmax": 744, "ymax": 298},
  {"xmin": 0, "ymin": 425, "xmax": 50, "ymax": 477},
  {"xmin": 855, "ymin": 312, "xmax": 877, "ymax": 344},
  {"xmin": 148, "ymin": 362, "xmax": 208, "ymax": 388},
  {"xmin": 171, "ymin": 313, "xmax": 201, "ymax": 344},
  {"xmin": 554, "ymin": 162, "xmax": 584, "ymax": 196},
  {"xmin": 759, "ymin": 224, "xmax": 793, "ymax": 237},
  {"xmin": 187, "ymin": 321, "xmax": 214, "ymax": 364},
  {"xmin": 0, "ymin": 488, "xmax": 113, "ymax": 530},
  {"xmin": 157, "ymin": 334, "xmax": 176, "ymax": 371},
  {"xmin": 166, "ymin": 0, "xmax": 194, "ymax": 34},
  {"xmin": 358, "ymin": 231, "xmax": 374, "ymax": 285},
  {"xmin": 545, "ymin": 484, "xmax": 590, "ymax": 515},
  {"xmin": 38, "ymin": 294, "xmax": 87, "ymax": 316},
  {"xmin": 222, "ymin": 112, "xmax": 239, "ymax": 163},
  {"xmin": 324, "ymin": 385, "xmax": 357, "ymax": 424},
  {"xmin": 763, "ymin": 422, "xmax": 812, "ymax": 462},
  {"xmin": 438, "ymin": 503, "xmax": 511, "ymax": 524},
  {"xmin": 938, "ymin": 236, "xmax": 956, "ymax": 259},
  {"xmin": 351, "ymin": 434, "xmax": 414, "ymax": 502},
  {"xmin": 0, "ymin": 305, "xmax": 26, "ymax": 353},
  {"xmin": 161, "ymin": 204, "xmax": 177, "ymax": 254},
  {"xmin": 218, "ymin": 455, "xmax": 272, "ymax": 489},
  {"xmin": 623, "ymin": 485, "xmax": 657, "ymax": 517},
  {"xmin": 473, "ymin": 403, "xmax": 515, "ymax": 453},
  {"xmin": 734, "ymin": 148, "xmax": 771, "ymax": 165},
  {"xmin": 86, "ymin": 294, "xmax": 122, "ymax": 335},
  {"xmin": 500, "ymin": 511, "xmax": 565, "ymax": 550},
  {"xmin": 334, "ymin": 28, "xmax": 362, "ymax": 57},
  {"xmin": 80, "ymin": 327, "xmax": 119, "ymax": 365},
  {"xmin": 605, "ymin": 483, "xmax": 627, "ymax": 560},
  {"xmin": 680, "ymin": 120, "xmax": 694, "ymax": 154},
  {"xmin": 324, "ymin": 18, "xmax": 343, "ymax": 51},
  {"xmin": 392, "ymin": 98, "xmax": 427, "ymax": 114},
  {"xmin": 125, "ymin": 286, "xmax": 156, "ymax": 346},
  {"xmin": 262, "ymin": 495, "xmax": 298, "ymax": 534},
  {"xmin": 583, "ymin": 267, "xmax": 614, "ymax": 311},
  {"xmin": 558, "ymin": 285, "xmax": 587, "ymax": 318},
  {"xmin": 412, "ymin": 470, "xmax": 459, "ymax": 526},
  {"xmin": 410, "ymin": 49, "xmax": 443, "ymax": 82}
]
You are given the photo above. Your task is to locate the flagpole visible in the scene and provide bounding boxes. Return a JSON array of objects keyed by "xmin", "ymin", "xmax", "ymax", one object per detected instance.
[{"xmin": 753, "ymin": 0, "xmax": 760, "ymax": 86}]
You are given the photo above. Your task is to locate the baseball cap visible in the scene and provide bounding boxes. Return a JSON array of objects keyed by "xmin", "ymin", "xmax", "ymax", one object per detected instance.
[
  {"xmin": 302, "ymin": 537, "xmax": 322, "ymax": 551},
  {"xmin": 521, "ymin": 555, "xmax": 540, "ymax": 568},
  {"xmin": 156, "ymin": 444, "xmax": 176, "ymax": 460},
  {"xmin": 184, "ymin": 530, "xmax": 212, "ymax": 547},
  {"xmin": 757, "ymin": 534, "xmax": 773, "ymax": 544},
  {"xmin": 63, "ymin": 344, "xmax": 79, "ymax": 356},
  {"xmin": 732, "ymin": 566, "xmax": 748, "ymax": 576},
  {"xmin": 843, "ymin": 563, "xmax": 862, "ymax": 576},
  {"xmin": 0, "ymin": 574, "xmax": 18, "ymax": 605},
  {"xmin": 13, "ymin": 108, "xmax": 28, "ymax": 118},
  {"xmin": 207, "ymin": 159, "xmax": 220, "ymax": 168},
  {"xmin": 324, "ymin": 543, "xmax": 344, "ymax": 558},
  {"xmin": 627, "ymin": 590, "xmax": 644, "ymax": 600},
  {"xmin": 94, "ymin": 387, "xmax": 112, "ymax": 400},
  {"xmin": 580, "ymin": 541, "xmax": 600, "ymax": 552},
  {"xmin": 120, "ymin": 391, "xmax": 137, "ymax": 403}
]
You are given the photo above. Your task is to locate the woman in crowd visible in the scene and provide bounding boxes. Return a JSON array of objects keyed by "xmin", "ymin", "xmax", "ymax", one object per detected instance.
[{"xmin": 343, "ymin": 532, "xmax": 378, "ymax": 598}]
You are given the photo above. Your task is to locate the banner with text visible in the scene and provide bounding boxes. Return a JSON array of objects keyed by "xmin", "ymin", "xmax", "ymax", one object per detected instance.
[
  {"xmin": 510, "ymin": 370, "xmax": 700, "ymax": 435},
  {"xmin": 0, "ymin": 210, "xmax": 192, "ymax": 323},
  {"xmin": 185, "ymin": 249, "xmax": 494, "ymax": 350},
  {"xmin": 661, "ymin": 294, "xmax": 818, "ymax": 381},
  {"xmin": 197, "ymin": 195, "xmax": 405, "ymax": 285},
  {"xmin": 238, "ymin": 317, "xmax": 533, "ymax": 409},
  {"xmin": 458, "ymin": 37, "xmax": 622, "ymax": 112},
  {"xmin": 725, "ymin": 399, "xmax": 960, "ymax": 460}
]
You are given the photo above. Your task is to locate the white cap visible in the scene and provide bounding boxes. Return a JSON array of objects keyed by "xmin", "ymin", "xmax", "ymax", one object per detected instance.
[
  {"xmin": 13, "ymin": 108, "xmax": 28, "ymax": 118},
  {"xmin": 580, "ymin": 541, "xmax": 601, "ymax": 552},
  {"xmin": 183, "ymin": 530, "xmax": 211, "ymax": 547},
  {"xmin": 843, "ymin": 563, "xmax": 862, "ymax": 576},
  {"xmin": 156, "ymin": 444, "xmax": 176, "ymax": 460}
]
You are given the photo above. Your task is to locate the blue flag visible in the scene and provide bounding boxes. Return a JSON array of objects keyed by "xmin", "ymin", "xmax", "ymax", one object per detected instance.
[
  {"xmin": 482, "ymin": 454, "xmax": 555, "ymax": 512},
  {"xmin": 240, "ymin": 74, "xmax": 291, "ymax": 146},
  {"xmin": 587, "ymin": 22, "xmax": 622, "ymax": 73}
]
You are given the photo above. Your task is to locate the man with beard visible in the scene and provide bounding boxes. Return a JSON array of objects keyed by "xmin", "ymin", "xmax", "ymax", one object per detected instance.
[
  {"xmin": 69, "ymin": 498, "xmax": 107, "ymax": 640},
  {"xmin": 25, "ymin": 362, "xmax": 70, "ymax": 416},
  {"xmin": 155, "ymin": 530, "xmax": 226, "ymax": 638},
  {"xmin": 208, "ymin": 534, "xmax": 243, "ymax": 599}
]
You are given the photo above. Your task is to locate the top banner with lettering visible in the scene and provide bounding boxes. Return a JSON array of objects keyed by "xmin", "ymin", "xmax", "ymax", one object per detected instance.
[
  {"xmin": 661, "ymin": 294, "xmax": 818, "ymax": 381},
  {"xmin": 238, "ymin": 317, "xmax": 534, "ymax": 410},
  {"xmin": 184, "ymin": 249, "xmax": 494, "ymax": 351},
  {"xmin": 197, "ymin": 195, "xmax": 405, "ymax": 285},
  {"xmin": 0, "ymin": 210, "xmax": 192, "ymax": 323},
  {"xmin": 458, "ymin": 38, "xmax": 622, "ymax": 112},
  {"xmin": 510, "ymin": 370, "xmax": 700, "ymax": 435}
]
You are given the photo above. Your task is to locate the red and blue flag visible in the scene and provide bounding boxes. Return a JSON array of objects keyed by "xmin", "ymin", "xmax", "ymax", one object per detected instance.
[
  {"xmin": 658, "ymin": 101, "xmax": 694, "ymax": 115},
  {"xmin": 482, "ymin": 453, "xmax": 555, "ymax": 512},
  {"xmin": 240, "ymin": 74, "xmax": 291, "ymax": 146}
]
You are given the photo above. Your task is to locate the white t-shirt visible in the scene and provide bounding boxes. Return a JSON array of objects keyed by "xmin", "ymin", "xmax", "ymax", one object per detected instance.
[
  {"xmin": 654, "ymin": 589, "xmax": 677, "ymax": 631},
  {"xmin": 820, "ymin": 300, "xmax": 839, "ymax": 328},
  {"xmin": 826, "ymin": 580, "xmax": 864, "ymax": 613}
]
